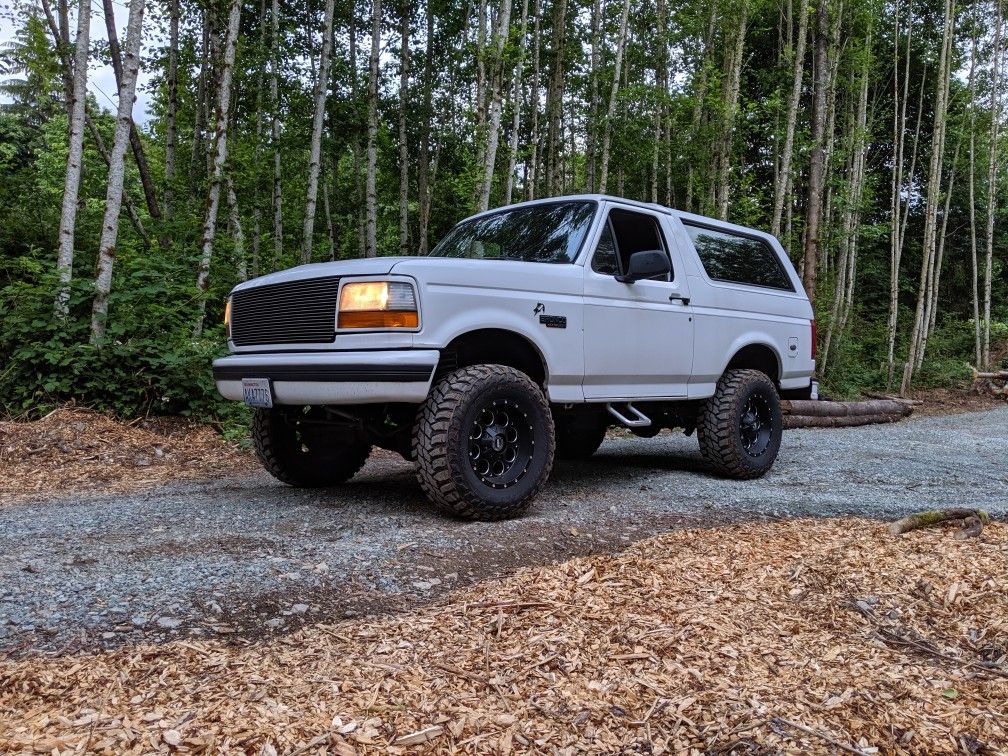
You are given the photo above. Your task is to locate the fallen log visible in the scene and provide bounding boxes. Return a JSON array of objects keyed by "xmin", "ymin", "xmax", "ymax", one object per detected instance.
[
  {"xmin": 888, "ymin": 508, "xmax": 991, "ymax": 538},
  {"xmin": 783, "ymin": 413, "xmax": 908, "ymax": 429},
  {"xmin": 970, "ymin": 366, "xmax": 1008, "ymax": 380},
  {"xmin": 780, "ymin": 399, "xmax": 914, "ymax": 418}
]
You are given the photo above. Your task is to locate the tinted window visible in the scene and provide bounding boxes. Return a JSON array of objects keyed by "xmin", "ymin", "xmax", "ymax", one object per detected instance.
[
  {"xmin": 684, "ymin": 224, "xmax": 793, "ymax": 290},
  {"xmin": 591, "ymin": 209, "xmax": 672, "ymax": 280},
  {"xmin": 429, "ymin": 201, "xmax": 597, "ymax": 263}
]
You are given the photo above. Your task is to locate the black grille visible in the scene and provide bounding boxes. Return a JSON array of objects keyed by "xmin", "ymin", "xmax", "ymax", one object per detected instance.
[{"xmin": 230, "ymin": 276, "xmax": 340, "ymax": 347}]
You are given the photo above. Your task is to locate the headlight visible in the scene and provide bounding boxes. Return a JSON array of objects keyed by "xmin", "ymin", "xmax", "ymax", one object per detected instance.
[
  {"xmin": 338, "ymin": 281, "xmax": 419, "ymax": 329},
  {"xmin": 224, "ymin": 297, "xmax": 232, "ymax": 339}
]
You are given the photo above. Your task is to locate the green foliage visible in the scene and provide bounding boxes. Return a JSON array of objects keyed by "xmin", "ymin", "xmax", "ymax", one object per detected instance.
[{"xmin": 0, "ymin": 268, "xmax": 238, "ymax": 422}]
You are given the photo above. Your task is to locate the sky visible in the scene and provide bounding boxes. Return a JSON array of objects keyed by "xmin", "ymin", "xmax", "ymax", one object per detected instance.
[{"xmin": 0, "ymin": 0, "xmax": 158, "ymax": 125}]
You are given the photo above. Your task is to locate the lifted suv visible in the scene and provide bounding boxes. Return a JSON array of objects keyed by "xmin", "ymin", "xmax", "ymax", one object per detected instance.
[{"xmin": 214, "ymin": 196, "xmax": 815, "ymax": 520}]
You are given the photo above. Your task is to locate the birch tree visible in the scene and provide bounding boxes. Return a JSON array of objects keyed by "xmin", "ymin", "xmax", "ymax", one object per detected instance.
[
  {"xmin": 270, "ymin": 0, "xmax": 284, "ymax": 265},
  {"xmin": 164, "ymin": 0, "xmax": 179, "ymax": 224},
  {"xmin": 902, "ymin": 0, "xmax": 954, "ymax": 393},
  {"xmin": 714, "ymin": 1, "xmax": 749, "ymax": 220},
  {"xmin": 366, "ymin": 0, "xmax": 382, "ymax": 257},
  {"xmin": 53, "ymin": 0, "xmax": 89, "ymax": 317},
  {"xmin": 800, "ymin": 0, "xmax": 831, "ymax": 303},
  {"xmin": 194, "ymin": 0, "xmax": 242, "ymax": 337},
  {"xmin": 967, "ymin": 17, "xmax": 981, "ymax": 367},
  {"xmin": 227, "ymin": 175, "xmax": 247, "ymax": 282},
  {"xmin": 771, "ymin": 0, "xmax": 809, "ymax": 237},
  {"xmin": 301, "ymin": 0, "xmax": 336, "ymax": 264},
  {"xmin": 101, "ymin": 0, "xmax": 161, "ymax": 224},
  {"xmin": 90, "ymin": 0, "xmax": 147, "ymax": 344},
  {"xmin": 397, "ymin": 0, "xmax": 411, "ymax": 253},
  {"xmin": 982, "ymin": 0, "xmax": 1003, "ymax": 369},
  {"xmin": 598, "ymin": 0, "xmax": 631, "ymax": 194},
  {"xmin": 477, "ymin": 0, "xmax": 514, "ymax": 211},
  {"xmin": 504, "ymin": 0, "xmax": 530, "ymax": 204}
]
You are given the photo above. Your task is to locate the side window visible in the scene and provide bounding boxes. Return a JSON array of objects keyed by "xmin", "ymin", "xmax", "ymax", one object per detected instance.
[
  {"xmin": 684, "ymin": 223, "xmax": 794, "ymax": 291},
  {"xmin": 591, "ymin": 209, "xmax": 672, "ymax": 280},
  {"xmin": 591, "ymin": 222, "xmax": 619, "ymax": 275}
]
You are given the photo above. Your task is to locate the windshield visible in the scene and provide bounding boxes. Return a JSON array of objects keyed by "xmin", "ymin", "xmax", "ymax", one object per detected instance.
[{"xmin": 428, "ymin": 200, "xmax": 597, "ymax": 263}]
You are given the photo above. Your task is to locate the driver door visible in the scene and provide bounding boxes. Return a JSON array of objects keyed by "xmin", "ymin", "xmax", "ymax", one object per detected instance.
[{"xmin": 582, "ymin": 204, "xmax": 694, "ymax": 399}]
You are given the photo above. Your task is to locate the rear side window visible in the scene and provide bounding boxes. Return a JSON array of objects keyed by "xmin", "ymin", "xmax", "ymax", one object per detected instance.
[{"xmin": 683, "ymin": 223, "xmax": 793, "ymax": 291}]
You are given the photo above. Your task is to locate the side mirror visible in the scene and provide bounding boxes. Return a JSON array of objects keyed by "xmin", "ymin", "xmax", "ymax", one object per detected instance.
[{"xmin": 615, "ymin": 250, "xmax": 671, "ymax": 283}]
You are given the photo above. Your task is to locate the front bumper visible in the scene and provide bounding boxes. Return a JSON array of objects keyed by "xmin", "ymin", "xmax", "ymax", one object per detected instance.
[{"xmin": 213, "ymin": 350, "xmax": 439, "ymax": 405}]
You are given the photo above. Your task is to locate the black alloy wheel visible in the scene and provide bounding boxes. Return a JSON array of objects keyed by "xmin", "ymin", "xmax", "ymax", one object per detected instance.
[
  {"xmin": 739, "ymin": 394, "xmax": 774, "ymax": 458},
  {"xmin": 467, "ymin": 399, "xmax": 535, "ymax": 489}
]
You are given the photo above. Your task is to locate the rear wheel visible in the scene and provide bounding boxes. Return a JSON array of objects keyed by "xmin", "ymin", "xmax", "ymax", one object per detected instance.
[
  {"xmin": 252, "ymin": 407, "xmax": 371, "ymax": 487},
  {"xmin": 413, "ymin": 364, "xmax": 555, "ymax": 520},
  {"xmin": 697, "ymin": 369, "xmax": 782, "ymax": 479}
]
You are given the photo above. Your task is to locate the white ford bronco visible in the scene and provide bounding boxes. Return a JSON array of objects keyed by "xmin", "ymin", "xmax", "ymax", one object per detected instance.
[{"xmin": 214, "ymin": 196, "xmax": 815, "ymax": 520}]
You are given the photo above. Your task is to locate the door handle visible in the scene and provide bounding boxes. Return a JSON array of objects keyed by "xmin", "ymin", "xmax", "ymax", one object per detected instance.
[{"xmin": 668, "ymin": 293, "xmax": 691, "ymax": 306}]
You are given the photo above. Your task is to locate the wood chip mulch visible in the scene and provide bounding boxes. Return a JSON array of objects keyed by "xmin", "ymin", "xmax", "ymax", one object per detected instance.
[
  {"xmin": 0, "ymin": 408, "xmax": 256, "ymax": 504},
  {"xmin": 1, "ymin": 518, "xmax": 1005, "ymax": 754}
]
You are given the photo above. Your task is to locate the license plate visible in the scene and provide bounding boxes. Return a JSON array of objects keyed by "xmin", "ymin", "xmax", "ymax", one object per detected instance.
[{"xmin": 241, "ymin": 378, "xmax": 273, "ymax": 408}]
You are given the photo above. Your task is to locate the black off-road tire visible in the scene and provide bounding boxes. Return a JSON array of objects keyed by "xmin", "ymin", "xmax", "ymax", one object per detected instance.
[
  {"xmin": 554, "ymin": 416, "xmax": 608, "ymax": 460},
  {"xmin": 697, "ymin": 369, "xmax": 783, "ymax": 480},
  {"xmin": 252, "ymin": 407, "xmax": 371, "ymax": 487},
  {"xmin": 413, "ymin": 364, "xmax": 555, "ymax": 520}
]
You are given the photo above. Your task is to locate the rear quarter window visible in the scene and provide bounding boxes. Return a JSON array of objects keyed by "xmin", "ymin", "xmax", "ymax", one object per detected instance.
[{"xmin": 683, "ymin": 223, "xmax": 794, "ymax": 291}]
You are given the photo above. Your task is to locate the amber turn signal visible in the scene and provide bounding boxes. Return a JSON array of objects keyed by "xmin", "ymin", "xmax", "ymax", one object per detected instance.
[{"xmin": 337, "ymin": 310, "xmax": 419, "ymax": 329}]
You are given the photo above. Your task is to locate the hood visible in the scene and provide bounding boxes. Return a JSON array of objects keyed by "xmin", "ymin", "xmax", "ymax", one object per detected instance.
[{"xmin": 232, "ymin": 257, "xmax": 412, "ymax": 293}]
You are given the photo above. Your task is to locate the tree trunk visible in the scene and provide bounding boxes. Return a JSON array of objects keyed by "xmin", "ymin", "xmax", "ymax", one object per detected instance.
[
  {"xmin": 544, "ymin": 0, "xmax": 568, "ymax": 196},
  {"xmin": 270, "ymin": 0, "xmax": 284, "ymax": 267},
  {"xmin": 90, "ymin": 0, "xmax": 146, "ymax": 344},
  {"xmin": 982, "ymin": 0, "xmax": 1003, "ymax": 369},
  {"xmin": 416, "ymin": 0, "xmax": 435, "ymax": 255},
  {"xmin": 902, "ymin": 0, "xmax": 953, "ymax": 392},
  {"xmin": 888, "ymin": 509, "xmax": 990, "ymax": 537},
  {"xmin": 888, "ymin": 59, "xmax": 928, "ymax": 387},
  {"xmin": 192, "ymin": 12, "xmax": 208, "ymax": 172},
  {"xmin": 770, "ymin": 2, "xmax": 810, "ymax": 235},
  {"xmin": 820, "ymin": 23, "xmax": 870, "ymax": 375},
  {"xmin": 301, "ymin": 0, "xmax": 336, "ymax": 264},
  {"xmin": 164, "ymin": 0, "xmax": 179, "ymax": 225},
  {"xmin": 227, "ymin": 175, "xmax": 247, "ymax": 282},
  {"xmin": 968, "ymin": 20, "xmax": 981, "ymax": 368},
  {"xmin": 714, "ymin": 1, "xmax": 749, "ymax": 220},
  {"xmin": 585, "ymin": 0, "xmax": 602, "ymax": 192},
  {"xmin": 885, "ymin": 0, "xmax": 912, "ymax": 386},
  {"xmin": 800, "ymin": 0, "xmax": 830, "ymax": 305},
  {"xmin": 323, "ymin": 177, "xmax": 336, "ymax": 259},
  {"xmin": 365, "ymin": 0, "xmax": 382, "ymax": 257},
  {"xmin": 597, "ymin": 0, "xmax": 631, "ymax": 194},
  {"xmin": 250, "ymin": 0, "xmax": 266, "ymax": 277},
  {"xmin": 525, "ymin": 0, "xmax": 542, "ymax": 201},
  {"xmin": 53, "ymin": 0, "xmax": 90, "ymax": 317},
  {"xmin": 504, "ymin": 0, "xmax": 530, "ymax": 205},
  {"xmin": 477, "ymin": 0, "xmax": 514, "ymax": 211},
  {"xmin": 101, "ymin": 0, "xmax": 161, "ymax": 224},
  {"xmin": 193, "ymin": 0, "xmax": 241, "ymax": 337},
  {"xmin": 686, "ymin": 1, "xmax": 716, "ymax": 213},
  {"xmin": 397, "ymin": 0, "xmax": 411, "ymax": 252}
]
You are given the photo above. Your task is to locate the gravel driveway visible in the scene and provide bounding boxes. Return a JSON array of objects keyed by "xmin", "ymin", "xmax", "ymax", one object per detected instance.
[{"xmin": 2, "ymin": 406, "xmax": 1006, "ymax": 657}]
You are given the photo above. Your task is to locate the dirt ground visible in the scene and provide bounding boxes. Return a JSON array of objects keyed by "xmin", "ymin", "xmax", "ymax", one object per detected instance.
[
  {"xmin": 0, "ymin": 408, "xmax": 257, "ymax": 505},
  {"xmin": 1, "ymin": 517, "xmax": 1005, "ymax": 754}
]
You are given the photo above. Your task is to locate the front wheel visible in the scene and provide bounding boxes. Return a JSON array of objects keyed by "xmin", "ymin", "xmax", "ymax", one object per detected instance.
[
  {"xmin": 252, "ymin": 407, "xmax": 371, "ymax": 487},
  {"xmin": 413, "ymin": 365, "xmax": 555, "ymax": 520},
  {"xmin": 697, "ymin": 369, "xmax": 782, "ymax": 479}
]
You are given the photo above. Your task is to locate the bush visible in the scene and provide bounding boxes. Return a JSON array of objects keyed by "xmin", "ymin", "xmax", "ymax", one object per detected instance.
[{"xmin": 0, "ymin": 260, "xmax": 241, "ymax": 426}]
